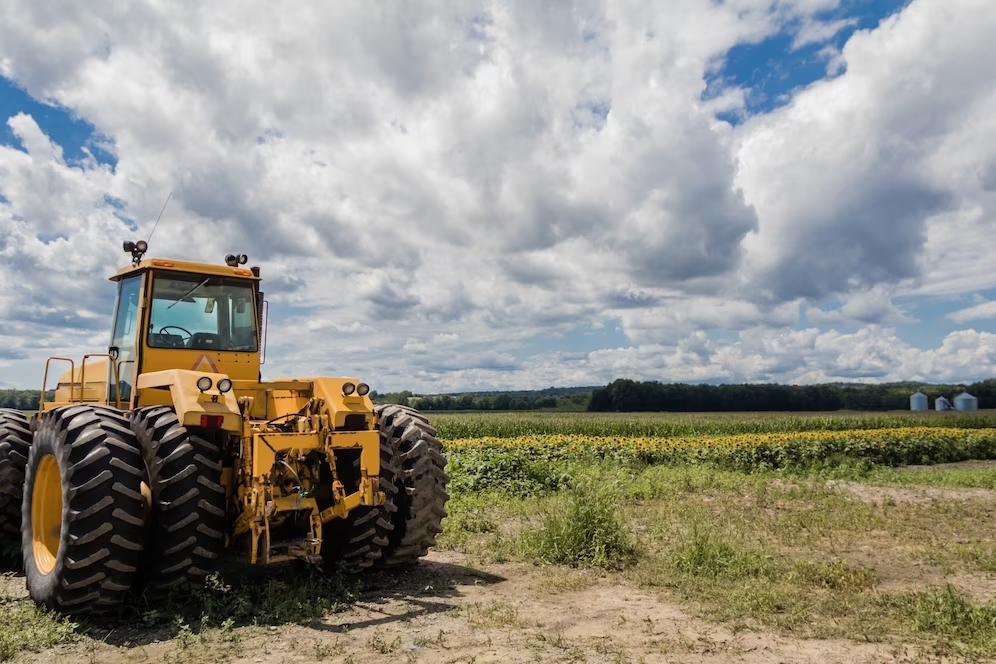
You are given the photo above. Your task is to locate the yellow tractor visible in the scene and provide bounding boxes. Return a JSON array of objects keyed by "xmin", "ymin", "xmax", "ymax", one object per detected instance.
[{"xmin": 0, "ymin": 241, "xmax": 448, "ymax": 614}]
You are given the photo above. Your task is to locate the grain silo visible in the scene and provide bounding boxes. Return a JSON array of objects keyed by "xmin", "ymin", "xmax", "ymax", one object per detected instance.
[
  {"xmin": 954, "ymin": 392, "xmax": 978, "ymax": 411},
  {"xmin": 935, "ymin": 396, "xmax": 951, "ymax": 411},
  {"xmin": 910, "ymin": 391, "xmax": 928, "ymax": 411}
]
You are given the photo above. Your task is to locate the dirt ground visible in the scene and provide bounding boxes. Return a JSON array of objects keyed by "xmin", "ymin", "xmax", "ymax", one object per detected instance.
[
  {"xmin": 9, "ymin": 476, "xmax": 996, "ymax": 663},
  {"xmin": 3, "ymin": 549, "xmax": 941, "ymax": 664}
]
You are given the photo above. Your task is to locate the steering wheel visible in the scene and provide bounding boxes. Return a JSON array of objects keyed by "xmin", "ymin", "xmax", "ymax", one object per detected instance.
[{"xmin": 159, "ymin": 325, "xmax": 193, "ymax": 345}]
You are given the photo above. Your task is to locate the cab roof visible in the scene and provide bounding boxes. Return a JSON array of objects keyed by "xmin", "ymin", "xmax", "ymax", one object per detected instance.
[{"xmin": 110, "ymin": 258, "xmax": 261, "ymax": 282}]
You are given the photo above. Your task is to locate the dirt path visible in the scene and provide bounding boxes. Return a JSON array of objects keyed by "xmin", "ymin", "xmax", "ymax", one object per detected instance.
[{"xmin": 12, "ymin": 550, "xmax": 931, "ymax": 664}]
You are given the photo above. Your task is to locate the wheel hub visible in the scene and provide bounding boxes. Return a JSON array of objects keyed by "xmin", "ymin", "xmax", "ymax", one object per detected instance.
[{"xmin": 31, "ymin": 454, "xmax": 62, "ymax": 575}]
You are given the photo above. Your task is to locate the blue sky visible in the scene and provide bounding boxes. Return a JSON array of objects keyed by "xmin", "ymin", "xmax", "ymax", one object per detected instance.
[{"xmin": 1, "ymin": 0, "xmax": 995, "ymax": 392}]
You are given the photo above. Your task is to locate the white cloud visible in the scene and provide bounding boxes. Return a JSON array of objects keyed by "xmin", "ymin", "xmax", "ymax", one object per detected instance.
[
  {"xmin": 948, "ymin": 300, "xmax": 996, "ymax": 324},
  {"xmin": 0, "ymin": 0, "xmax": 994, "ymax": 392},
  {"xmin": 792, "ymin": 17, "xmax": 858, "ymax": 50}
]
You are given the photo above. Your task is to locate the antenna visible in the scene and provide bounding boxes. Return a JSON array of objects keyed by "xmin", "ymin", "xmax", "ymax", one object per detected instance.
[{"xmin": 146, "ymin": 191, "xmax": 172, "ymax": 243}]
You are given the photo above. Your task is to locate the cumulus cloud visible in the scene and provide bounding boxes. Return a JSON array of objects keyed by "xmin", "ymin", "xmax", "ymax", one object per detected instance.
[{"xmin": 0, "ymin": 0, "xmax": 994, "ymax": 391}]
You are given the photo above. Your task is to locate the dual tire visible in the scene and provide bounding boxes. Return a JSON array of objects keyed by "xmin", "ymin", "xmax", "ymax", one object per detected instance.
[
  {"xmin": 18, "ymin": 405, "xmax": 225, "ymax": 614},
  {"xmin": 320, "ymin": 405, "xmax": 449, "ymax": 572}
]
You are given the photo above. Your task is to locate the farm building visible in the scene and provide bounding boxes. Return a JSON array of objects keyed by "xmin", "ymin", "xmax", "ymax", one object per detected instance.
[
  {"xmin": 935, "ymin": 396, "xmax": 951, "ymax": 411},
  {"xmin": 910, "ymin": 392, "xmax": 928, "ymax": 411},
  {"xmin": 954, "ymin": 392, "xmax": 978, "ymax": 411}
]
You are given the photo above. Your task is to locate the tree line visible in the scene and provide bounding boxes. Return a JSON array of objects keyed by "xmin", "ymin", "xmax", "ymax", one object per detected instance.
[
  {"xmin": 373, "ymin": 388, "xmax": 593, "ymax": 411},
  {"xmin": 587, "ymin": 379, "xmax": 996, "ymax": 412},
  {"xmin": 0, "ymin": 390, "xmax": 53, "ymax": 410}
]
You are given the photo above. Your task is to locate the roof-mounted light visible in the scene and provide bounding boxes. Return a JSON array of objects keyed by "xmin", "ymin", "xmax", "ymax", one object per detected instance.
[
  {"xmin": 124, "ymin": 239, "xmax": 148, "ymax": 265},
  {"xmin": 225, "ymin": 253, "xmax": 249, "ymax": 267}
]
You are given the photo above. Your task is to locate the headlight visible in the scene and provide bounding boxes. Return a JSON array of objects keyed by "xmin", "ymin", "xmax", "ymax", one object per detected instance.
[
  {"xmin": 196, "ymin": 376, "xmax": 213, "ymax": 392},
  {"xmin": 342, "ymin": 382, "xmax": 356, "ymax": 396},
  {"xmin": 356, "ymin": 383, "xmax": 370, "ymax": 396},
  {"xmin": 217, "ymin": 378, "xmax": 233, "ymax": 393}
]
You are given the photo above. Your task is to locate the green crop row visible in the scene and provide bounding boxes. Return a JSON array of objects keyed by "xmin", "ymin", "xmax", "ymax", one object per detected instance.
[{"xmin": 430, "ymin": 410, "xmax": 996, "ymax": 440}]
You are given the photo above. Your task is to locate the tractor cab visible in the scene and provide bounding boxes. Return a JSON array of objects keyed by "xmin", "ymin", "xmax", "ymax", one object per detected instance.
[
  {"xmin": 41, "ymin": 241, "xmax": 265, "ymax": 411},
  {"xmin": 109, "ymin": 242, "xmax": 264, "ymax": 408}
]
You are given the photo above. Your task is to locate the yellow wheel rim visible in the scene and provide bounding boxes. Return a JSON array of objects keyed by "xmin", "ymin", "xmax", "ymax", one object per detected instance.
[{"xmin": 31, "ymin": 454, "xmax": 62, "ymax": 576}]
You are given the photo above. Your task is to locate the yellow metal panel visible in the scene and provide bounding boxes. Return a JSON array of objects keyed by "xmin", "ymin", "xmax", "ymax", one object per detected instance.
[
  {"xmin": 136, "ymin": 369, "xmax": 241, "ymax": 431},
  {"xmin": 111, "ymin": 259, "xmax": 261, "ymax": 282}
]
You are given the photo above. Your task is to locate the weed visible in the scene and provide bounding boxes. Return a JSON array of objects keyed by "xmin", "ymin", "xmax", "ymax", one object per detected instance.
[
  {"xmin": 669, "ymin": 524, "xmax": 774, "ymax": 580},
  {"xmin": 0, "ymin": 599, "xmax": 80, "ymax": 662},
  {"xmin": 880, "ymin": 585, "xmax": 996, "ymax": 657},
  {"xmin": 368, "ymin": 632, "xmax": 403, "ymax": 654},
  {"xmin": 524, "ymin": 482, "xmax": 637, "ymax": 568},
  {"xmin": 789, "ymin": 559, "xmax": 878, "ymax": 591}
]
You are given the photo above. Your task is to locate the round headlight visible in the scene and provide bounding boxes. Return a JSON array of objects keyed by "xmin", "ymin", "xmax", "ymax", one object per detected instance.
[
  {"xmin": 342, "ymin": 382, "xmax": 356, "ymax": 396},
  {"xmin": 135, "ymin": 240, "xmax": 148, "ymax": 253},
  {"xmin": 356, "ymin": 383, "xmax": 370, "ymax": 396},
  {"xmin": 217, "ymin": 378, "xmax": 233, "ymax": 393},
  {"xmin": 196, "ymin": 376, "xmax": 213, "ymax": 392}
]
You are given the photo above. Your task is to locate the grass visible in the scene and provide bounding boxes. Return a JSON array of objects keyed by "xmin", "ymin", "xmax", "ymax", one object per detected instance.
[
  {"xmin": 439, "ymin": 455, "xmax": 996, "ymax": 658},
  {"xmin": 523, "ymin": 482, "xmax": 636, "ymax": 568},
  {"xmin": 0, "ymin": 592, "xmax": 79, "ymax": 661}
]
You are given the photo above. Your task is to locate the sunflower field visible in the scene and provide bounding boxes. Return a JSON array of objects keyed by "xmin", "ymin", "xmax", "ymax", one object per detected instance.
[{"xmin": 437, "ymin": 411, "xmax": 996, "ymax": 494}]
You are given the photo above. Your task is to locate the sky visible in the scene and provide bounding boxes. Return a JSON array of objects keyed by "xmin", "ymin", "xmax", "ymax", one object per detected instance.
[{"xmin": 1, "ymin": 0, "xmax": 995, "ymax": 393}]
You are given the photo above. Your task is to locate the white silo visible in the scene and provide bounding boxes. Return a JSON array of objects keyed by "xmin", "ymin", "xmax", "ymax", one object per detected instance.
[
  {"xmin": 910, "ymin": 392, "xmax": 928, "ymax": 411},
  {"xmin": 935, "ymin": 396, "xmax": 951, "ymax": 411},
  {"xmin": 954, "ymin": 392, "xmax": 978, "ymax": 411}
]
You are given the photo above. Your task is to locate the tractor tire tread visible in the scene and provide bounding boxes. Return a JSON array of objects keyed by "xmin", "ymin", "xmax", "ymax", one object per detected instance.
[
  {"xmin": 22, "ymin": 405, "xmax": 146, "ymax": 614},
  {"xmin": 130, "ymin": 407, "xmax": 226, "ymax": 592},
  {"xmin": 374, "ymin": 405, "xmax": 448, "ymax": 568}
]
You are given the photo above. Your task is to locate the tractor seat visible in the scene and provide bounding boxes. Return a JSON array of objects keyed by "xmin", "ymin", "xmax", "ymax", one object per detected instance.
[{"xmin": 188, "ymin": 332, "xmax": 223, "ymax": 349}]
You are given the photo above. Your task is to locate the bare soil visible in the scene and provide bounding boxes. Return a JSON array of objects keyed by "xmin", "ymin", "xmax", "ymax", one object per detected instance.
[{"xmin": 6, "ymin": 550, "xmax": 942, "ymax": 664}]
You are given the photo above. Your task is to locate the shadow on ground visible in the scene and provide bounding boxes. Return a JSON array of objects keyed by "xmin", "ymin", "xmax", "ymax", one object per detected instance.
[{"xmin": 73, "ymin": 557, "xmax": 507, "ymax": 647}]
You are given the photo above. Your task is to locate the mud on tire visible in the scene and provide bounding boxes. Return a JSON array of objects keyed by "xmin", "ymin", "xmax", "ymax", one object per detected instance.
[
  {"xmin": 22, "ymin": 405, "xmax": 147, "ymax": 614},
  {"xmin": 0, "ymin": 408, "xmax": 32, "ymax": 540},
  {"xmin": 130, "ymin": 406, "xmax": 226, "ymax": 592},
  {"xmin": 375, "ymin": 405, "xmax": 448, "ymax": 568},
  {"xmin": 322, "ymin": 438, "xmax": 398, "ymax": 573}
]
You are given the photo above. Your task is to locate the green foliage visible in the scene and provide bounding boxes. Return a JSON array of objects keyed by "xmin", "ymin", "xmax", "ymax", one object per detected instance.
[
  {"xmin": 134, "ymin": 567, "xmax": 359, "ymax": 630},
  {"xmin": 0, "ymin": 389, "xmax": 51, "ymax": 410},
  {"xmin": 433, "ymin": 410, "xmax": 996, "ymax": 440},
  {"xmin": 447, "ymin": 447, "xmax": 574, "ymax": 495},
  {"xmin": 669, "ymin": 525, "xmax": 774, "ymax": 580},
  {"xmin": 788, "ymin": 559, "xmax": 879, "ymax": 591},
  {"xmin": 880, "ymin": 585, "xmax": 996, "ymax": 656},
  {"xmin": 524, "ymin": 483, "xmax": 636, "ymax": 568},
  {"xmin": 0, "ymin": 594, "xmax": 79, "ymax": 662},
  {"xmin": 409, "ymin": 387, "xmax": 594, "ymax": 412},
  {"xmin": 589, "ymin": 378, "xmax": 996, "ymax": 412}
]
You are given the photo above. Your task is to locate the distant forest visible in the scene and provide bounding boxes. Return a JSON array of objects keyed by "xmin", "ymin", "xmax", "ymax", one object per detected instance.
[
  {"xmin": 587, "ymin": 379, "xmax": 996, "ymax": 412},
  {"xmin": 378, "ymin": 379, "xmax": 996, "ymax": 413},
  {"xmin": 0, "ymin": 390, "xmax": 54, "ymax": 410}
]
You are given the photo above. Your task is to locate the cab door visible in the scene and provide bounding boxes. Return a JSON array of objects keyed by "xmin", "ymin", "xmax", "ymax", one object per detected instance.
[{"xmin": 107, "ymin": 274, "xmax": 144, "ymax": 406}]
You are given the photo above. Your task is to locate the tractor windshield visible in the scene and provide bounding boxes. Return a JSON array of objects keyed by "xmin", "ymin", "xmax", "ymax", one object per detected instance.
[{"xmin": 148, "ymin": 273, "xmax": 258, "ymax": 351}]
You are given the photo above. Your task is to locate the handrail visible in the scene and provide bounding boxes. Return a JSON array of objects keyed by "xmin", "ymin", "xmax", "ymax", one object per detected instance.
[
  {"xmin": 80, "ymin": 353, "xmax": 122, "ymax": 410},
  {"xmin": 40, "ymin": 357, "xmax": 75, "ymax": 410}
]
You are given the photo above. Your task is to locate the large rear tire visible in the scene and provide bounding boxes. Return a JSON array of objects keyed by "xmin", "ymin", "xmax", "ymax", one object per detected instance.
[
  {"xmin": 130, "ymin": 407, "xmax": 226, "ymax": 592},
  {"xmin": 375, "ymin": 405, "xmax": 448, "ymax": 568},
  {"xmin": 21, "ymin": 405, "xmax": 147, "ymax": 614},
  {"xmin": 322, "ymin": 438, "xmax": 398, "ymax": 573},
  {"xmin": 0, "ymin": 409, "xmax": 32, "ymax": 539}
]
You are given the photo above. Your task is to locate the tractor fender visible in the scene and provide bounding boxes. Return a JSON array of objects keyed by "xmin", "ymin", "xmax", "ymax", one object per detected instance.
[{"xmin": 136, "ymin": 369, "xmax": 242, "ymax": 432}]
